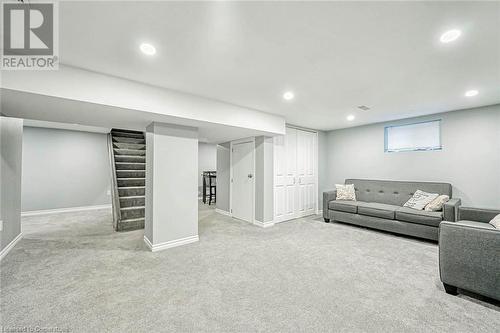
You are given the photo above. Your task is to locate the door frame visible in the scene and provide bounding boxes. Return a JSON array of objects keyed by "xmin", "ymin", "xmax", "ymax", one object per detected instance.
[
  {"xmin": 229, "ymin": 137, "xmax": 256, "ymax": 224},
  {"xmin": 273, "ymin": 125, "xmax": 319, "ymax": 223}
]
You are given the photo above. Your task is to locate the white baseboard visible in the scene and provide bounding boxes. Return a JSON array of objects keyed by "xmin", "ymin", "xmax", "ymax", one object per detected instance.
[
  {"xmin": 253, "ymin": 220, "xmax": 275, "ymax": 228},
  {"xmin": 21, "ymin": 204, "xmax": 112, "ymax": 217},
  {"xmin": 317, "ymin": 209, "xmax": 323, "ymax": 215},
  {"xmin": 144, "ymin": 235, "xmax": 199, "ymax": 252},
  {"xmin": 215, "ymin": 208, "xmax": 231, "ymax": 217},
  {"xmin": 0, "ymin": 232, "xmax": 23, "ymax": 261}
]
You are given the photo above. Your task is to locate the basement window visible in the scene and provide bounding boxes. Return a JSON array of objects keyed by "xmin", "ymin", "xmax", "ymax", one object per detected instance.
[{"xmin": 384, "ymin": 120, "xmax": 442, "ymax": 152}]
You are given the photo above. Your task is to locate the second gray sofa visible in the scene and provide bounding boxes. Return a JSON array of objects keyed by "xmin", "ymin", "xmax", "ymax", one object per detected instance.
[{"xmin": 323, "ymin": 179, "xmax": 461, "ymax": 241}]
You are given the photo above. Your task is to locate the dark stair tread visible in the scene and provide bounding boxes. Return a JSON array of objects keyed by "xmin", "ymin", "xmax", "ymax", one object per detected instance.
[
  {"xmin": 113, "ymin": 137, "xmax": 145, "ymax": 144},
  {"xmin": 112, "ymin": 132, "xmax": 144, "ymax": 139},
  {"xmin": 113, "ymin": 143, "xmax": 146, "ymax": 148},
  {"xmin": 120, "ymin": 217, "xmax": 145, "ymax": 222},
  {"xmin": 120, "ymin": 206, "xmax": 145, "ymax": 211},
  {"xmin": 114, "ymin": 155, "xmax": 146, "ymax": 159},
  {"xmin": 113, "ymin": 149, "xmax": 146, "ymax": 155},
  {"xmin": 118, "ymin": 186, "xmax": 145, "ymax": 189}
]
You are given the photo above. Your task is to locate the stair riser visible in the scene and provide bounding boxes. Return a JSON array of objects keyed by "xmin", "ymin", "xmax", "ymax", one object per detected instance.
[
  {"xmin": 115, "ymin": 163, "xmax": 145, "ymax": 170},
  {"xmin": 117, "ymin": 219, "xmax": 145, "ymax": 231},
  {"xmin": 114, "ymin": 149, "xmax": 146, "ymax": 156},
  {"xmin": 118, "ymin": 179, "xmax": 145, "ymax": 187},
  {"xmin": 121, "ymin": 208, "xmax": 145, "ymax": 220},
  {"xmin": 115, "ymin": 155, "xmax": 145, "ymax": 163},
  {"xmin": 113, "ymin": 142, "xmax": 146, "ymax": 150},
  {"xmin": 118, "ymin": 188, "xmax": 145, "ymax": 196},
  {"xmin": 120, "ymin": 197, "xmax": 145, "ymax": 208},
  {"xmin": 111, "ymin": 131, "xmax": 144, "ymax": 139},
  {"xmin": 113, "ymin": 137, "xmax": 145, "ymax": 144},
  {"xmin": 116, "ymin": 171, "xmax": 145, "ymax": 178}
]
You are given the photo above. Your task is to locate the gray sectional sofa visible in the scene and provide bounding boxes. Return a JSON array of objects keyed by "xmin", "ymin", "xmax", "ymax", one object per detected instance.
[
  {"xmin": 439, "ymin": 207, "xmax": 500, "ymax": 301},
  {"xmin": 323, "ymin": 179, "xmax": 461, "ymax": 241}
]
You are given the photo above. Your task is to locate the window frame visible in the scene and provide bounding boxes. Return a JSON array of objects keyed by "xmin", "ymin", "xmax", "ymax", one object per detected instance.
[{"xmin": 384, "ymin": 119, "xmax": 442, "ymax": 153}]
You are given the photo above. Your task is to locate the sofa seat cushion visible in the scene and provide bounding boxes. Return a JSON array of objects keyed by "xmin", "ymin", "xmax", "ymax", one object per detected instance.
[
  {"xmin": 455, "ymin": 220, "xmax": 497, "ymax": 230},
  {"xmin": 396, "ymin": 207, "xmax": 443, "ymax": 227},
  {"xmin": 357, "ymin": 202, "xmax": 398, "ymax": 219},
  {"xmin": 329, "ymin": 200, "xmax": 358, "ymax": 214}
]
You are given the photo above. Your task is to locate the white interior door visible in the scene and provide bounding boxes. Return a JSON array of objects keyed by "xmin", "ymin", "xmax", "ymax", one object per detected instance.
[
  {"xmin": 274, "ymin": 127, "xmax": 317, "ymax": 222},
  {"xmin": 231, "ymin": 140, "xmax": 254, "ymax": 222},
  {"xmin": 273, "ymin": 128, "xmax": 298, "ymax": 222},
  {"xmin": 296, "ymin": 130, "xmax": 316, "ymax": 217}
]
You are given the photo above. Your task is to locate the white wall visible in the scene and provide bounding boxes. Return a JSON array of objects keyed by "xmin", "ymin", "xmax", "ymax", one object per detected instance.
[
  {"xmin": 324, "ymin": 105, "xmax": 500, "ymax": 208},
  {"xmin": 216, "ymin": 143, "xmax": 230, "ymax": 212},
  {"xmin": 255, "ymin": 136, "xmax": 274, "ymax": 223},
  {"xmin": 145, "ymin": 123, "xmax": 198, "ymax": 249},
  {"xmin": 1, "ymin": 117, "xmax": 23, "ymax": 254},
  {"xmin": 198, "ymin": 142, "xmax": 217, "ymax": 196},
  {"xmin": 21, "ymin": 127, "xmax": 111, "ymax": 212}
]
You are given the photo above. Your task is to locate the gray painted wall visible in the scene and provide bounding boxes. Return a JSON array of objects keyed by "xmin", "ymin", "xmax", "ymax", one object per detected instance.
[
  {"xmin": 324, "ymin": 104, "xmax": 500, "ymax": 208},
  {"xmin": 216, "ymin": 143, "xmax": 230, "ymax": 212},
  {"xmin": 21, "ymin": 127, "xmax": 111, "ymax": 212},
  {"xmin": 1, "ymin": 117, "xmax": 23, "ymax": 253},
  {"xmin": 255, "ymin": 136, "xmax": 274, "ymax": 223},
  {"xmin": 198, "ymin": 142, "xmax": 217, "ymax": 197},
  {"xmin": 145, "ymin": 123, "xmax": 198, "ymax": 245}
]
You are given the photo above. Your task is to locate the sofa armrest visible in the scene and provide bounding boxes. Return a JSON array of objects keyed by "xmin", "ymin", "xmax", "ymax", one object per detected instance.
[
  {"xmin": 439, "ymin": 221, "xmax": 500, "ymax": 300},
  {"xmin": 323, "ymin": 190, "xmax": 337, "ymax": 219},
  {"xmin": 443, "ymin": 198, "xmax": 461, "ymax": 222},
  {"xmin": 458, "ymin": 207, "xmax": 500, "ymax": 223}
]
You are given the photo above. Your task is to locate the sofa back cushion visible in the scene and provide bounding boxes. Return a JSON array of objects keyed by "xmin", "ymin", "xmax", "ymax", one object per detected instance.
[{"xmin": 345, "ymin": 179, "xmax": 452, "ymax": 206}]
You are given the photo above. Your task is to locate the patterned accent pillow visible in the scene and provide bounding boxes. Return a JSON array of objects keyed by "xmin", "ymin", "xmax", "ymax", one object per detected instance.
[
  {"xmin": 489, "ymin": 214, "xmax": 500, "ymax": 229},
  {"xmin": 403, "ymin": 190, "xmax": 439, "ymax": 210},
  {"xmin": 336, "ymin": 184, "xmax": 356, "ymax": 201},
  {"xmin": 424, "ymin": 195, "xmax": 450, "ymax": 211}
]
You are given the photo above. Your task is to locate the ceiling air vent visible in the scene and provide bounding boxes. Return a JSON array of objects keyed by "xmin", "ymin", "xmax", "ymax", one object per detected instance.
[{"xmin": 357, "ymin": 105, "xmax": 370, "ymax": 111}]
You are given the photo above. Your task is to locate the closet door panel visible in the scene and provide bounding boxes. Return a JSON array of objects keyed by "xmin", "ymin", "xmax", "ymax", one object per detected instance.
[{"xmin": 297, "ymin": 130, "xmax": 316, "ymax": 217}]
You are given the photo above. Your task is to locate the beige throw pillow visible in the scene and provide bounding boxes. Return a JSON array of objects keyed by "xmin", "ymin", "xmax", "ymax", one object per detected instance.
[
  {"xmin": 403, "ymin": 190, "xmax": 439, "ymax": 210},
  {"xmin": 336, "ymin": 184, "xmax": 356, "ymax": 201},
  {"xmin": 489, "ymin": 214, "xmax": 500, "ymax": 229},
  {"xmin": 425, "ymin": 195, "xmax": 450, "ymax": 212}
]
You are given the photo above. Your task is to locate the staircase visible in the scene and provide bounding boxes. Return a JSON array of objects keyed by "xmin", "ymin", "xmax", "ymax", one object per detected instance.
[{"xmin": 109, "ymin": 129, "xmax": 146, "ymax": 231}]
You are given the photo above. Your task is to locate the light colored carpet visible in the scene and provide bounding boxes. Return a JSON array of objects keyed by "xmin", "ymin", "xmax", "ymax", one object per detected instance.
[{"xmin": 1, "ymin": 203, "xmax": 498, "ymax": 332}]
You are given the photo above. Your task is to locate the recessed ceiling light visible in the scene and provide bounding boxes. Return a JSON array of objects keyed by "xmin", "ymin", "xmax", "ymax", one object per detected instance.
[
  {"xmin": 283, "ymin": 91, "xmax": 294, "ymax": 101},
  {"xmin": 440, "ymin": 29, "xmax": 461, "ymax": 43},
  {"xmin": 347, "ymin": 115, "xmax": 355, "ymax": 121},
  {"xmin": 465, "ymin": 89, "xmax": 478, "ymax": 97},
  {"xmin": 140, "ymin": 43, "xmax": 156, "ymax": 55}
]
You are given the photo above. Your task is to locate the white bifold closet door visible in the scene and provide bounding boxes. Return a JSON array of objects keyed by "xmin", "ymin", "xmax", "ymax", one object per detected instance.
[{"xmin": 274, "ymin": 127, "xmax": 317, "ymax": 223}]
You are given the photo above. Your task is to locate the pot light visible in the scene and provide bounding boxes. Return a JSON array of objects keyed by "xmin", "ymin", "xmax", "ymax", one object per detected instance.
[
  {"xmin": 440, "ymin": 29, "xmax": 461, "ymax": 43},
  {"xmin": 283, "ymin": 91, "xmax": 294, "ymax": 101},
  {"xmin": 140, "ymin": 43, "xmax": 156, "ymax": 55},
  {"xmin": 347, "ymin": 115, "xmax": 355, "ymax": 121},
  {"xmin": 465, "ymin": 89, "xmax": 478, "ymax": 97}
]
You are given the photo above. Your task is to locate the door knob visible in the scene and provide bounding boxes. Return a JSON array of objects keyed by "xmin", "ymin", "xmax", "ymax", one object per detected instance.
[{"xmin": 248, "ymin": 174, "xmax": 253, "ymax": 179}]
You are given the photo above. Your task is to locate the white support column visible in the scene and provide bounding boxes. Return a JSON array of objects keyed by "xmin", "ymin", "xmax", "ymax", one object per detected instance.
[
  {"xmin": 144, "ymin": 122, "xmax": 199, "ymax": 252},
  {"xmin": 254, "ymin": 136, "xmax": 274, "ymax": 228}
]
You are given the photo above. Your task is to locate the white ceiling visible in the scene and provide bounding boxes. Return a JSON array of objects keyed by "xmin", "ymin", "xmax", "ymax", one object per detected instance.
[
  {"xmin": 57, "ymin": 1, "xmax": 500, "ymax": 131},
  {"xmin": 4, "ymin": 1, "xmax": 499, "ymax": 134}
]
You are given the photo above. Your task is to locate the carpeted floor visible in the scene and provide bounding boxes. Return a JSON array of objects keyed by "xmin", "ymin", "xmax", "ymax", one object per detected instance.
[{"xmin": 1, "ymin": 202, "xmax": 498, "ymax": 332}]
